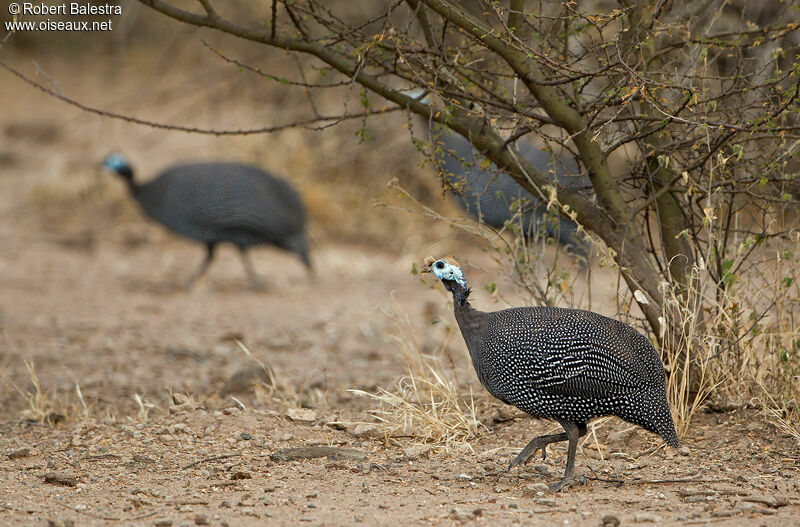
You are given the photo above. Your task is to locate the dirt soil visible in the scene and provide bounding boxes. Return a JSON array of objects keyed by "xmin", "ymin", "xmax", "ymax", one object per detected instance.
[{"xmin": 1, "ymin": 44, "xmax": 799, "ymax": 527}]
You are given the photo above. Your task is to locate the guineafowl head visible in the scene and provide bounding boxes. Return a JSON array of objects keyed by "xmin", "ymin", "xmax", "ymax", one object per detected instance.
[
  {"xmin": 101, "ymin": 154, "xmax": 134, "ymax": 183},
  {"xmin": 285, "ymin": 233, "xmax": 312, "ymax": 270},
  {"xmin": 421, "ymin": 255, "xmax": 470, "ymax": 304}
]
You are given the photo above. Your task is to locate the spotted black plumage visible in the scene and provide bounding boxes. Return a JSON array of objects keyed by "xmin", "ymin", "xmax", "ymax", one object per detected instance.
[
  {"xmin": 422, "ymin": 255, "xmax": 678, "ymax": 491},
  {"xmin": 102, "ymin": 155, "xmax": 310, "ymax": 288}
]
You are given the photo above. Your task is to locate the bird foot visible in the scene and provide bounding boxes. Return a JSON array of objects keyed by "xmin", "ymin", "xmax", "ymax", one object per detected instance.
[
  {"xmin": 549, "ymin": 474, "xmax": 587, "ymax": 492},
  {"xmin": 507, "ymin": 445, "xmax": 547, "ymax": 471}
]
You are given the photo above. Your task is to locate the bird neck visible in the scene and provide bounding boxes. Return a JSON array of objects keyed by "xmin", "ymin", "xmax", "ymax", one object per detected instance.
[
  {"xmin": 443, "ymin": 278, "xmax": 470, "ymax": 307},
  {"xmin": 451, "ymin": 286, "xmax": 488, "ymax": 375},
  {"xmin": 117, "ymin": 166, "xmax": 137, "ymax": 190}
]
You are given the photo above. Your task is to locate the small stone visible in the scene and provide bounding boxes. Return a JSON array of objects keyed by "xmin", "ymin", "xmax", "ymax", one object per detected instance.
[
  {"xmin": 523, "ymin": 483, "xmax": 551, "ymax": 496},
  {"xmin": 43, "ymin": 473, "xmax": 77, "ymax": 487},
  {"xmin": 230, "ymin": 471, "xmax": 252, "ymax": 480},
  {"xmin": 450, "ymin": 508, "xmax": 475, "ymax": 522},
  {"xmin": 532, "ymin": 464, "xmax": 549, "ymax": 475},
  {"xmin": 679, "ymin": 446, "xmax": 690, "ymax": 456},
  {"xmin": 634, "ymin": 512, "xmax": 662, "ymax": 523},
  {"xmin": 348, "ymin": 423, "xmax": 383, "ymax": 439},
  {"xmin": 240, "ymin": 432, "xmax": 252, "ymax": 440},
  {"xmin": 457, "ymin": 473, "xmax": 472, "ymax": 481},
  {"xmin": 7, "ymin": 447, "xmax": 30, "ymax": 459},
  {"xmin": 508, "ymin": 503, "xmax": 519, "ymax": 509},
  {"xmin": 403, "ymin": 444, "xmax": 431, "ymax": 460},
  {"xmin": 153, "ymin": 520, "xmax": 173, "ymax": 527},
  {"xmin": 219, "ymin": 501, "xmax": 231, "ymax": 508},
  {"xmin": 533, "ymin": 498, "xmax": 556, "ymax": 506},
  {"xmin": 378, "ymin": 504, "xmax": 389, "ymax": 510},
  {"xmin": 220, "ymin": 366, "xmax": 272, "ymax": 396},
  {"xmin": 286, "ymin": 408, "xmax": 317, "ymax": 422},
  {"xmin": 46, "ymin": 520, "xmax": 75, "ymax": 527},
  {"xmin": 307, "ymin": 503, "xmax": 316, "ymax": 509},
  {"xmin": 194, "ymin": 516, "xmax": 209, "ymax": 526},
  {"xmin": 601, "ymin": 515, "xmax": 620, "ymax": 527}
]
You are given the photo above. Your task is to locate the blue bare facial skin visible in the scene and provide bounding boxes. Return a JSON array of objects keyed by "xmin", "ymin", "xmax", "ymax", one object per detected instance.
[
  {"xmin": 430, "ymin": 259, "xmax": 466, "ymax": 288},
  {"xmin": 101, "ymin": 153, "xmax": 128, "ymax": 173}
]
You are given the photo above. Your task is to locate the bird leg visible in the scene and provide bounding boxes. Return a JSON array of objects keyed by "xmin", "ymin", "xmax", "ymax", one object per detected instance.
[
  {"xmin": 238, "ymin": 249, "xmax": 266, "ymax": 291},
  {"xmin": 508, "ymin": 432, "xmax": 568, "ymax": 470},
  {"xmin": 184, "ymin": 243, "xmax": 216, "ymax": 289},
  {"xmin": 549, "ymin": 420, "xmax": 588, "ymax": 492}
]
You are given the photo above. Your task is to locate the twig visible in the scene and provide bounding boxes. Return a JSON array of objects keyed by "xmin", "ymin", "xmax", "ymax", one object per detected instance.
[
  {"xmin": 54, "ymin": 501, "xmax": 158, "ymax": 522},
  {"xmin": 0, "ymin": 59, "xmax": 400, "ymax": 135},
  {"xmin": 590, "ymin": 474, "xmax": 733, "ymax": 486},
  {"xmin": 181, "ymin": 454, "xmax": 241, "ymax": 470}
]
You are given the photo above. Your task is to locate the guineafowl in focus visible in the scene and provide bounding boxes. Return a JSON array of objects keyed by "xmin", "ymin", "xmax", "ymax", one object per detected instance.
[
  {"xmin": 102, "ymin": 154, "xmax": 311, "ymax": 289},
  {"xmin": 421, "ymin": 255, "xmax": 678, "ymax": 491}
]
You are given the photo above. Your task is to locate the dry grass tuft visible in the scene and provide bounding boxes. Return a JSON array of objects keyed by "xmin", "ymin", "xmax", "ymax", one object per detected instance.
[
  {"xmin": 351, "ymin": 302, "xmax": 483, "ymax": 451},
  {"xmin": 15, "ymin": 361, "xmax": 62, "ymax": 424}
]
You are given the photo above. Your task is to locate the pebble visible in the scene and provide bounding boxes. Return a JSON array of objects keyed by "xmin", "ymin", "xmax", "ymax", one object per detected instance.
[
  {"xmin": 153, "ymin": 520, "xmax": 172, "ymax": 527},
  {"xmin": 347, "ymin": 423, "xmax": 382, "ymax": 439},
  {"xmin": 450, "ymin": 508, "xmax": 481, "ymax": 522},
  {"xmin": 523, "ymin": 483, "xmax": 551, "ymax": 496},
  {"xmin": 7, "ymin": 447, "xmax": 31, "ymax": 460},
  {"xmin": 633, "ymin": 512, "xmax": 662, "ymax": 523},
  {"xmin": 219, "ymin": 501, "xmax": 231, "ymax": 508},
  {"xmin": 679, "ymin": 446, "xmax": 690, "ymax": 456},
  {"xmin": 43, "ymin": 473, "xmax": 77, "ymax": 487},
  {"xmin": 601, "ymin": 515, "xmax": 620, "ymax": 527},
  {"xmin": 286, "ymin": 408, "xmax": 317, "ymax": 422},
  {"xmin": 46, "ymin": 520, "xmax": 74, "ymax": 527},
  {"xmin": 532, "ymin": 464, "xmax": 549, "ymax": 475},
  {"xmin": 230, "ymin": 471, "xmax": 252, "ymax": 480},
  {"xmin": 403, "ymin": 444, "xmax": 431, "ymax": 460},
  {"xmin": 240, "ymin": 433, "xmax": 251, "ymax": 440}
]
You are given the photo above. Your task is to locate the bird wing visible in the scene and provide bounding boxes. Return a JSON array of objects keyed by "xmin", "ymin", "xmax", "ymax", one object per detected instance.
[
  {"xmin": 161, "ymin": 166, "xmax": 305, "ymax": 242},
  {"xmin": 487, "ymin": 308, "xmax": 648, "ymax": 399}
]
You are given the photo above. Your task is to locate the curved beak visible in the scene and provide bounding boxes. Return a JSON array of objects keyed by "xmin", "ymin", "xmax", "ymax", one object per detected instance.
[{"xmin": 421, "ymin": 256, "xmax": 435, "ymax": 273}]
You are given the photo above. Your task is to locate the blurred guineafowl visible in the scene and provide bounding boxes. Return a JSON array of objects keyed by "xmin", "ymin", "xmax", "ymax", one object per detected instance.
[
  {"xmin": 434, "ymin": 131, "xmax": 589, "ymax": 256},
  {"xmin": 421, "ymin": 255, "xmax": 679, "ymax": 491},
  {"xmin": 407, "ymin": 88, "xmax": 589, "ymax": 256},
  {"xmin": 102, "ymin": 154, "xmax": 311, "ymax": 288}
]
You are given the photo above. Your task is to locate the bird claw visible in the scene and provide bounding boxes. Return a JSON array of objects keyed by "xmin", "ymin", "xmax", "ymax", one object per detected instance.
[
  {"xmin": 508, "ymin": 445, "xmax": 546, "ymax": 471},
  {"xmin": 549, "ymin": 474, "xmax": 587, "ymax": 492}
]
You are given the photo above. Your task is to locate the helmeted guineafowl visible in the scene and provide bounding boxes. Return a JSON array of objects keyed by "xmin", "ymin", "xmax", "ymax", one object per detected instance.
[
  {"xmin": 406, "ymin": 88, "xmax": 589, "ymax": 257},
  {"xmin": 421, "ymin": 255, "xmax": 679, "ymax": 491},
  {"xmin": 434, "ymin": 131, "xmax": 590, "ymax": 257},
  {"xmin": 102, "ymin": 154, "xmax": 311, "ymax": 288}
]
